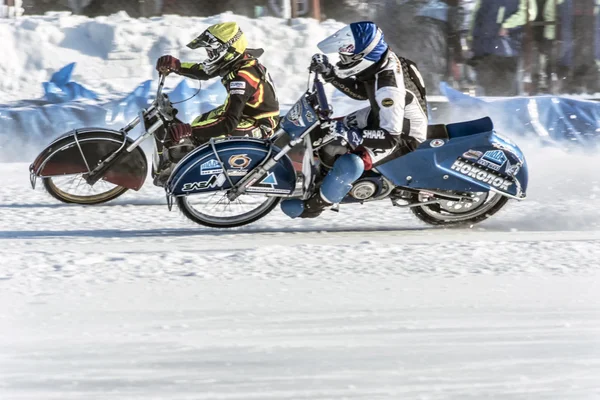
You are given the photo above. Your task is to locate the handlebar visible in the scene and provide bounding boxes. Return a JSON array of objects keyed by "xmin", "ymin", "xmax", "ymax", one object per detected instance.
[
  {"xmin": 312, "ymin": 73, "xmax": 332, "ymax": 119},
  {"xmin": 157, "ymin": 73, "xmax": 166, "ymax": 99},
  {"xmin": 154, "ymin": 74, "xmax": 174, "ymax": 122}
]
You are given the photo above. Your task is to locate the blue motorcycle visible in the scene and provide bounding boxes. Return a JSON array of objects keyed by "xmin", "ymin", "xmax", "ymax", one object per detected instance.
[{"xmin": 30, "ymin": 72, "xmax": 528, "ymax": 228}]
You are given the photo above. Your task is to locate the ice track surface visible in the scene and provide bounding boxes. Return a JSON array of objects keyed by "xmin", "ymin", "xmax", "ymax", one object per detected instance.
[{"xmin": 2, "ymin": 144, "xmax": 600, "ymax": 400}]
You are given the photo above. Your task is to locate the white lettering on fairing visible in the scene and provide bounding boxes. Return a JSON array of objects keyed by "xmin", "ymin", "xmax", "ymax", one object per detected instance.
[{"xmin": 451, "ymin": 160, "xmax": 512, "ymax": 191}]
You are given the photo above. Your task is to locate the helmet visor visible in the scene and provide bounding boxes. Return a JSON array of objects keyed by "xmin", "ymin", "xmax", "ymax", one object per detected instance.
[{"xmin": 187, "ymin": 31, "xmax": 222, "ymax": 50}]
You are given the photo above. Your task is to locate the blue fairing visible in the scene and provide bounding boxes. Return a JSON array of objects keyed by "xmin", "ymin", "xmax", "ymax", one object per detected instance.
[
  {"xmin": 376, "ymin": 129, "xmax": 528, "ymax": 199},
  {"xmin": 166, "ymin": 138, "xmax": 296, "ymax": 196},
  {"xmin": 280, "ymin": 95, "xmax": 318, "ymax": 140}
]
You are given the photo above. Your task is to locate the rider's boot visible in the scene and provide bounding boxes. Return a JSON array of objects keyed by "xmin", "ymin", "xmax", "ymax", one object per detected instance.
[
  {"xmin": 153, "ymin": 161, "xmax": 174, "ymax": 187},
  {"xmin": 152, "ymin": 138, "xmax": 195, "ymax": 187},
  {"xmin": 280, "ymin": 153, "xmax": 365, "ymax": 219},
  {"xmin": 280, "ymin": 191, "xmax": 332, "ymax": 219}
]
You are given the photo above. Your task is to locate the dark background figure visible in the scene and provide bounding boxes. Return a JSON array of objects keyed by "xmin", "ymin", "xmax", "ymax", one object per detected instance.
[
  {"xmin": 162, "ymin": 0, "xmax": 254, "ymax": 17},
  {"xmin": 320, "ymin": 0, "xmax": 375, "ymax": 22},
  {"xmin": 468, "ymin": 0, "xmax": 536, "ymax": 96},
  {"xmin": 531, "ymin": 0, "xmax": 573, "ymax": 94},
  {"xmin": 20, "ymin": 0, "xmax": 70, "ymax": 14},
  {"xmin": 537, "ymin": 0, "xmax": 600, "ymax": 94},
  {"xmin": 564, "ymin": 0, "xmax": 599, "ymax": 93},
  {"xmin": 81, "ymin": 0, "xmax": 142, "ymax": 17},
  {"xmin": 374, "ymin": 0, "xmax": 465, "ymax": 95},
  {"xmin": 414, "ymin": 0, "xmax": 466, "ymax": 93},
  {"xmin": 12, "ymin": 0, "xmax": 600, "ymax": 96},
  {"xmin": 530, "ymin": 0, "xmax": 556, "ymax": 94}
]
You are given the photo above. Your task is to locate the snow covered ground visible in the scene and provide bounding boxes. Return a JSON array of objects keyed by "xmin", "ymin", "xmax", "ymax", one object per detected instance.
[
  {"xmin": 1, "ymin": 11, "xmax": 600, "ymax": 400},
  {"xmin": 3, "ymin": 277, "xmax": 600, "ymax": 400},
  {"xmin": 1, "ymin": 141, "xmax": 600, "ymax": 399}
]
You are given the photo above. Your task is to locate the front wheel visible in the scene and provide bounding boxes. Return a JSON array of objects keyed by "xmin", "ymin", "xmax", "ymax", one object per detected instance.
[
  {"xmin": 176, "ymin": 191, "xmax": 280, "ymax": 228},
  {"xmin": 411, "ymin": 191, "xmax": 509, "ymax": 226},
  {"xmin": 43, "ymin": 175, "xmax": 129, "ymax": 204}
]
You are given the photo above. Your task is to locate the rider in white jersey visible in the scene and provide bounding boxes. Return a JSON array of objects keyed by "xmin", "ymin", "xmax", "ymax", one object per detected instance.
[{"xmin": 281, "ymin": 21, "xmax": 429, "ymax": 218}]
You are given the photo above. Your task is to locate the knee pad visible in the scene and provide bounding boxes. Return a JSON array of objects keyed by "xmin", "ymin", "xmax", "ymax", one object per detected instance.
[{"xmin": 320, "ymin": 153, "xmax": 365, "ymax": 203}]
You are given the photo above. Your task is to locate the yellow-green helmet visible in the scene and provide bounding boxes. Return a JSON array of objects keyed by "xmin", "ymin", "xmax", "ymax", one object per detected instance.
[{"xmin": 187, "ymin": 22, "xmax": 248, "ymax": 76}]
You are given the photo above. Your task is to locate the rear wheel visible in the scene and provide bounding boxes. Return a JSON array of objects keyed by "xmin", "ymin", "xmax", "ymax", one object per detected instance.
[
  {"xmin": 411, "ymin": 191, "xmax": 509, "ymax": 226},
  {"xmin": 43, "ymin": 175, "xmax": 128, "ymax": 205},
  {"xmin": 176, "ymin": 191, "xmax": 280, "ymax": 228}
]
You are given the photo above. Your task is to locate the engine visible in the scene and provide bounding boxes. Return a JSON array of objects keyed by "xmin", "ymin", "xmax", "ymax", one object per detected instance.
[
  {"xmin": 349, "ymin": 178, "xmax": 379, "ymax": 200},
  {"xmin": 316, "ymin": 139, "xmax": 390, "ymax": 202},
  {"xmin": 317, "ymin": 139, "xmax": 347, "ymax": 169}
]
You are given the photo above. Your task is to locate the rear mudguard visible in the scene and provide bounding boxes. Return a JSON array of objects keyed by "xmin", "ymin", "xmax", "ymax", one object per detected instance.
[
  {"xmin": 377, "ymin": 130, "xmax": 528, "ymax": 199},
  {"xmin": 30, "ymin": 128, "xmax": 148, "ymax": 190},
  {"xmin": 166, "ymin": 138, "xmax": 296, "ymax": 196}
]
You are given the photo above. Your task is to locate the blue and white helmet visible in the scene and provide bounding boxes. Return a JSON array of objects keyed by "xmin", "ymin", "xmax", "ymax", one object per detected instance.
[{"xmin": 317, "ymin": 21, "xmax": 388, "ymax": 79}]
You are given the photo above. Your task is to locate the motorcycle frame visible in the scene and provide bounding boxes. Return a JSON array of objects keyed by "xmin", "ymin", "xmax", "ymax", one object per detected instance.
[
  {"xmin": 221, "ymin": 73, "xmax": 333, "ymax": 202},
  {"xmin": 32, "ymin": 72, "xmax": 312, "ymax": 202},
  {"xmin": 161, "ymin": 73, "xmax": 477, "ymax": 208},
  {"xmin": 36, "ymin": 73, "xmax": 504, "ymax": 210},
  {"xmin": 73, "ymin": 75, "xmax": 173, "ymax": 187},
  {"xmin": 165, "ymin": 73, "xmax": 331, "ymax": 203}
]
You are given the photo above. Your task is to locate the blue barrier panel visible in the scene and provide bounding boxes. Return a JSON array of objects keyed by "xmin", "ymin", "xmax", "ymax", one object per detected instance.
[
  {"xmin": 440, "ymin": 83, "xmax": 600, "ymax": 147},
  {"xmin": 42, "ymin": 63, "xmax": 99, "ymax": 103},
  {"xmin": 104, "ymin": 80, "xmax": 152, "ymax": 124},
  {"xmin": 0, "ymin": 63, "xmax": 226, "ymax": 159},
  {"xmin": 2, "ymin": 64, "xmax": 600, "ymax": 160}
]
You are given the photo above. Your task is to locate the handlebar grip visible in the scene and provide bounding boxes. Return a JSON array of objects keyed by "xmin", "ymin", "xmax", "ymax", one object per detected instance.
[{"xmin": 313, "ymin": 77, "xmax": 331, "ymax": 117}]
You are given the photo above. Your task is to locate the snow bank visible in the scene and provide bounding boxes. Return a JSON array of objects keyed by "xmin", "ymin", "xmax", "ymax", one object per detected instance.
[
  {"xmin": 1, "ymin": 11, "xmax": 599, "ymax": 158},
  {"xmin": 440, "ymin": 83, "xmax": 600, "ymax": 148},
  {"xmin": 0, "ymin": 12, "xmax": 344, "ymax": 103},
  {"xmin": 0, "ymin": 12, "xmax": 354, "ymax": 157}
]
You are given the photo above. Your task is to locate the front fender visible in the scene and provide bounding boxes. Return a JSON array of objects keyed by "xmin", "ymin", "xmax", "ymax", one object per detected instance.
[
  {"xmin": 166, "ymin": 138, "xmax": 296, "ymax": 196},
  {"xmin": 30, "ymin": 128, "xmax": 148, "ymax": 190}
]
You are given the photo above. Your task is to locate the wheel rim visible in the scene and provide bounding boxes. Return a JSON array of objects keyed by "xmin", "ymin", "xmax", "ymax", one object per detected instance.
[
  {"xmin": 45, "ymin": 175, "xmax": 125, "ymax": 203},
  {"xmin": 180, "ymin": 191, "xmax": 278, "ymax": 226},
  {"xmin": 419, "ymin": 191, "xmax": 504, "ymax": 222}
]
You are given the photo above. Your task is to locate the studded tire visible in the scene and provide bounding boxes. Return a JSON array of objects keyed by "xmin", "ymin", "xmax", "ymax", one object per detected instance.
[{"xmin": 411, "ymin": 192, "xmax": 510, "ymax": 226}]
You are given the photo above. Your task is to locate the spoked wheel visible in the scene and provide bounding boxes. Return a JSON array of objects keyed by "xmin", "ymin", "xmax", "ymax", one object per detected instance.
[
  {"xmin": 43, "ymin": 175, "xmax": 128, "ymax": 205},
  {"xmin": 176, "ymin": 191, "xmax": 280, "ymax": 228},
  {"xmin": 411, "ymin": 191, "xmax": 509, "ymax": 226}
]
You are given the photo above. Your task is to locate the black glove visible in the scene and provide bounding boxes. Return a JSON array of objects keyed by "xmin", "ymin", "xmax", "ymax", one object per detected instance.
[
  {"xmin": 156, "ymin": 55, "xmax": 181, "ymax": 74},
  {"xmin": 309, "ymin": 53, "xmax": 333, "ymax": 76},
  {"xmin": 169, "ymin": 123, "xmax": 192, "ymax": 142}
]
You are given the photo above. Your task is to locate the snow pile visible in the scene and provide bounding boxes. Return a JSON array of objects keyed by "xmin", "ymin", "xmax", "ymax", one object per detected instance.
[
  {"xmin": 1, "ymin": 11, "xmax": 599, "ymax": 156},
  {"xmin": 0, "ymin": 12, "xmax": 362, "ymax": 157},
  {"xmin": 0, "ymin": 12, "xmax": 344, "ymax": 104}
]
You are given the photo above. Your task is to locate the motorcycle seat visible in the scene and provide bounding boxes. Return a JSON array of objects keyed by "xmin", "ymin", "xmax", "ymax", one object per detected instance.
[
  {"xmin": 426, "ymin": 124, "xmax": 449, "ymax": 140},
  {"xmin": 446, "ymin": 117, "xmax": 494, "ymax": 139}
]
